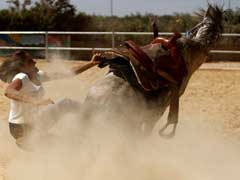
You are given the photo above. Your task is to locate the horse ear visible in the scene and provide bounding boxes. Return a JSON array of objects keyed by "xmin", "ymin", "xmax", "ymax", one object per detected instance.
[
  {"xmin": 205, "ymin": 3, "xmax": 219, "ymax": 17},
  {"xmin": 205, "ymin": 3, "xmax": 212, "ymax": 17}
]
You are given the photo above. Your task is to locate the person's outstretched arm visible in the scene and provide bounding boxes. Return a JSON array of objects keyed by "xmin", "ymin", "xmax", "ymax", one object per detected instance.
[
  {"xmin": 42, "ymin": 53, "xmax": 102, "ymax": 82},
  {"xmin": 71, "ymin": 53, "xmax": 101, "ymax": 75}
]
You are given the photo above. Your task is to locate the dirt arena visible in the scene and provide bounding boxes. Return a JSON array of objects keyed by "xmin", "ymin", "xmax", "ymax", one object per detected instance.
[{"xmin": 0, "ymin": 60, "xmax": 240, "ymax": 180}]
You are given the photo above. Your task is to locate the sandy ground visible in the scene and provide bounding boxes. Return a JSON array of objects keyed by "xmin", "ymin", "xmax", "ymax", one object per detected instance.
[{"xmin": 0, "ymin": 60, "xmax": 240, "ymax": 180}]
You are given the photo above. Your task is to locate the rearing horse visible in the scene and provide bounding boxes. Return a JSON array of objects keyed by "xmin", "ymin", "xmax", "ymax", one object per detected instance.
[{"xmin": 82, "ymin": 4, "xmax": 223, "ymax": 138}]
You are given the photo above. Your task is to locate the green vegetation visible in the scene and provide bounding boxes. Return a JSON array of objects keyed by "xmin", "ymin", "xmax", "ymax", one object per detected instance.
[
  {"xmin": 0, "ymin": 0, "xmax": 239, "ymax": 33},
  {"xmin": 0, "ymin": 0, "xmax": 239, "ymax": 61}
]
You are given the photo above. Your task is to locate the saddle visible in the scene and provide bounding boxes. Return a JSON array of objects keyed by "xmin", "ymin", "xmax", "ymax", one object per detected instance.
[
  {"xmin": 125, "ymin": 32, "xmax": 187, "ymax": 91},
  {"xmin": 124, "ymin": 33, "xmax": 188, "ymax": 137},
  {"xmin": 97, "ymin": 33, "xmax": 187, "ymax": 137}
]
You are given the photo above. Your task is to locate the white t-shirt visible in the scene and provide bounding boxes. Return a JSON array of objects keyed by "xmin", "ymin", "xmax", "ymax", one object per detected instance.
[{"xmin": 8, "ymin": 71, "xmax": 45, "ymax": 124}]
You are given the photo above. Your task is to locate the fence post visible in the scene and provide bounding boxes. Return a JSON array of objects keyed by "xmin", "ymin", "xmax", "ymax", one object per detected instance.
[
  {"xmin": 110, "ymin": 0, "xmax": 115, "ymax": 48},
  {"xmin": 45, "ymin": 31, "xmax": 49, "ymax": 61},
  {"xmin": 112, "ymin": 32, "xmax": 115, "ymax": 48}
]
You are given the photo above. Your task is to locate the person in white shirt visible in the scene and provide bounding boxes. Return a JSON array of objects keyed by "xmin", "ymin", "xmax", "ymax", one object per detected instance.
[{"xmin": 0, "ymin": 50, "xmax": 101, "ymax": 149}]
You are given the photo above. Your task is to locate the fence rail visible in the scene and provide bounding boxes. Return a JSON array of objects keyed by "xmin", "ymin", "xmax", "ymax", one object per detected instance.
[
  {"xmin": 0, "ymin": 31, "xmax": 239, "ymax": 59},
  {"xmin": 0, "ymin": 31, "xmax": 240, "ymax": 36}
]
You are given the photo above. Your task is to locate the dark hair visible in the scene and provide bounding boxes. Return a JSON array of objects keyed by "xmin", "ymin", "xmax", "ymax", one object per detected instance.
[{"xmin": 0, "ymin": 50, "xmax": 29, "ymax": 83}]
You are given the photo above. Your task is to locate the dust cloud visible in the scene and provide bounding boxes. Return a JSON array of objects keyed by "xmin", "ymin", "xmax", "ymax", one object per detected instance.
[
  {"xmin": 1, "ymin": 57, "xmax": 240, "ymax": 180},
  {"xmin": 4, "ymin": 113, "xmax": 240, "ymax": 180}
]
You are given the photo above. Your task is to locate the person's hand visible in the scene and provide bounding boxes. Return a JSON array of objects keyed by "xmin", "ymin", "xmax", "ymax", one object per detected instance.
[
  {"xmin": 90, "ymin": 53, "xmax": 103, "ymax": 65},
  {"xmin": 35, "ymin": 98, "xmax": 54, "ymax": 106}
]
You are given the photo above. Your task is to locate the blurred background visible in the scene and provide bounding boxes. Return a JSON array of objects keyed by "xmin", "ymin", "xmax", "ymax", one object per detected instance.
[{"xmin": 0, "ymin": 0, "xmax": 239, "ymax": 61}]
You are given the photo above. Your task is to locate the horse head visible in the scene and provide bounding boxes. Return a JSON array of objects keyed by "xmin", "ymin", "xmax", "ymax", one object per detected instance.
[
  {"xmin": 191, "ymin": 3, "xmax": 223, "ymax": 45},
  {"xmin": 182, "ymin": 4, "xmax": 223, "ymax": 74}
]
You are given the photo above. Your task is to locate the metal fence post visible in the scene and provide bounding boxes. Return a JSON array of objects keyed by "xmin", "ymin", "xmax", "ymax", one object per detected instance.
[
  {"xmin": 110, "ymin": 0, "xmax": 115, "ymax": 48},
  {"xmin": 112, "ymin": 31, "xmax": 115, "ymax": 49},
  {"xmin": 45, "ymin": 31, "xmax": 49, "ymax": 61}
]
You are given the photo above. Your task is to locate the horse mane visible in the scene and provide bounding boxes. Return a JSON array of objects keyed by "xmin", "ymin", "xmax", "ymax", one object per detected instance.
[{"xmin": 190, "ymin": 4, "xmax": 223, "ymax": 47}]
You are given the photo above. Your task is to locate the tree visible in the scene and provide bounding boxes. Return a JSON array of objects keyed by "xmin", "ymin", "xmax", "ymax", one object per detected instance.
[
  {"xmin": 6, "ymin": 0, "xmax": 20, "ymax": 12},
  {"xmin": 22, "ymin": 0, "xmax": 32, "ymax": 11},
  {"xmin": 6, "ymin": 0, "xmax": 32, "ymax": 12}
]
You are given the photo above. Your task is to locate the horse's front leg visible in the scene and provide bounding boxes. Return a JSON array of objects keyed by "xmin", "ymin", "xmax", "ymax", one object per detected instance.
[{"xmin": 159, "ymin": 86, "xmax": 179, "ymax": 138}]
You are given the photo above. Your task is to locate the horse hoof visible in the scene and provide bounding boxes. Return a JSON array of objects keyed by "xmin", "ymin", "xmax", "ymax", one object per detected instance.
[{"xmin": 158, "ymin": 131, "xmax": 175, "ymax": 139}]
